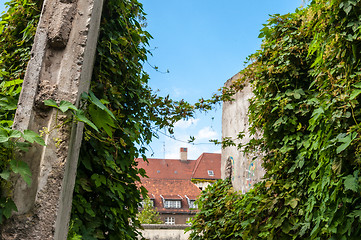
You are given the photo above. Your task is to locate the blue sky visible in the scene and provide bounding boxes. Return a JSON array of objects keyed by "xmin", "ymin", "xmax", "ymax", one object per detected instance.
[
  {"xmin": 0, "ymin": 1, "xmax": 304, "ymax": 160},
  {"xmin": 142, "ymin": 0, "xmax": 304, "ymax": 159}
]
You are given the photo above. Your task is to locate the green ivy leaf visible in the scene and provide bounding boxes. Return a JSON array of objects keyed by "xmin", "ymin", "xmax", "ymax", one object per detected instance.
[
  {"xmin": 9, "ymin": 130, "xmax": 21, "ymax": 139},
  {"xmin": 88, "ymin": 105, "xmax": 115, "ymax": 137},
  {"xmin": 79, "ymin": 178, "xmax": 92, "ymax": 192},
  {"xmin": 353, "ymin": 82, "xmax": 361, "ymax": 88},
  {"xmin": 336, "ymin": 132, "xmax": 357, "ymax": 154},
  {"xmin": 344, "ymin": 5, "xmax": 352, "ymax": 15},
  {"xmin": 43, "ymin": 99, "xmax": 58, "ymax": 108},
  {"xmin": 344, "ymin": 174, "xmax": 358, "ymax": 192},
  {"xmin": 22, "ymin": 129, "xmax": 46, "ymax": 146},
  {"xmin": 350, "ymin": 89, "xmax": 361, "ymax": 100},
  {"xmin": 0, "ymin": 171, "xmax": 10, "ymax": 180},
  {"xmin": 74, "ymin": 110, "xmax": 99, "ymax": 132},
  {"xmin": 91, "ymin": 174, "xmax": 107, "ymax": 188},
  {"xmin": 10, "ymin": 160, "xmax": 32, "ymax": 186},
  {"xmin": 0, "ymin": 97, "xmax": 17, "ymax": 110},
  {"xmin": 0, "ymin": 129, "xmax": 9, "ymax": 143},
  {"xmin": 88, "ymin": 91, "xmax": 116, "ymax": 119},
  {"xmin": 3, "ymin": 199, "xmax": 17, "ymax": 218},
  {"xmin": 347, "ymin": 209, "xmax": 361, "ymax": 219},
  {"xmin": 58, "ymin": 100, "xmax": 77, "ymax": 113},
  {"xmin": 289, "ymin": 198, "xmax": 299, "ymax": 209}
]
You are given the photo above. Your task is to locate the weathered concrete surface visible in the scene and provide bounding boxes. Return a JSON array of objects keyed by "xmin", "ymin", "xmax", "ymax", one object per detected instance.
[
  {"xmin": 48, "ymin": 2, "xmax": 77, "ymax": 49},
  {"xmin": 138, "ymin": 224, "xmax": 190, "ymax": 240},
  {"xmin": 221, "ymin": 73, "xmax": 265, "ymax": 193},
  {"xmin": 0, "ymin": 0, "xmax": 104, "ymax": 239}
]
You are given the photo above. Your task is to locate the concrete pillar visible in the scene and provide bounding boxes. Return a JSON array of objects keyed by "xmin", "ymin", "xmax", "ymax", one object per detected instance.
[
  {"xmin": 221, "ymin": 73, "xmax": 265, "ymax": 193},
  {"xmin": 0, "ymin": 0, "xmax": 104, "ymax": 239}
]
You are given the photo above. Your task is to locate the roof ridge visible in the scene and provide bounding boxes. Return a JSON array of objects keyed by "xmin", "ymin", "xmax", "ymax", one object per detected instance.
[{"xmin": 191, "ymin": 153, "xmax": 205, "ymax": 179}]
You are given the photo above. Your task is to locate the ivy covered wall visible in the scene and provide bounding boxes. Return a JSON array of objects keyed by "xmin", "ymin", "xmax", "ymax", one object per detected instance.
[{"xmin": 189, "ymin": 0, "xmax": 361, "ymax": 239}]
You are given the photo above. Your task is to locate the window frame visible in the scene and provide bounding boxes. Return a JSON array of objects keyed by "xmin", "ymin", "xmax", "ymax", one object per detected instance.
[
  {"xmin": 164, "ymin": 199, "xmax": 181, "ymax": 209},
  {"xmin": 189, "ymin": 200, "xmax": 197, "ymax": 209},
  {"xmin": 164, "ymin": 217, "xmax": 175, "ymax": 225}
]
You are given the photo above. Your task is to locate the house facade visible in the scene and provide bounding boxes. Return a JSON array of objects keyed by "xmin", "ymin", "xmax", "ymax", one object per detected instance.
[
  {"xmin": 191, "ymin": 152, "xmax": 221, "ymax": 190},
  {"xmin": 137, "ymin": 148, "xmax": 221, "ymax": 225}
]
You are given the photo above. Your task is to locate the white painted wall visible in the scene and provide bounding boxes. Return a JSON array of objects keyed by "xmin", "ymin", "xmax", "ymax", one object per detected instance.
[
  {"xmin": 192, "ymin": 181, "xmax": 212, "ymax": 191},
  {"xmin": 138, "ymin": 224, "xmax": 190, "ymax": 240}
]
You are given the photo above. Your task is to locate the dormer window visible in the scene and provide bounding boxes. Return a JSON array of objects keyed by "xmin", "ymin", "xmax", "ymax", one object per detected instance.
[
  {"xmin": 208, "ymin": 170, "xmax": 214, "ymax": 176},
  {"xmin": 185, "ymin": 195, "xmax": 197, "ymax": 209},
  {"xmin": 164, "ymin": 200, "xmax": 181, "ymax": 208},
  {"xmin": 189, "ymin": 200, "xmax": 197, "ymax": 209},
  {"xmin": 161, "ymin": 195, "xmax": 183, "ymax": 208}
]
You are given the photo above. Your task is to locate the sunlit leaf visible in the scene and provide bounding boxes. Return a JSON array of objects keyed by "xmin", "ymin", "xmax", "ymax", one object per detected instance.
[
  {"xmin": 22, "ymin": 129, "xmax": 46, "ymax": 146},
  {"xmin": 0, "ymin": 171, "xmax": 10, "ymax": 180},
  {"xmin": 58, "ymin": 100, "xmax": 77, "ymax": 113}
]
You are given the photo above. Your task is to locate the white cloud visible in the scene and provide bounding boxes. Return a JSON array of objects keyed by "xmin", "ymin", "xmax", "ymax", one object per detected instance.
[
  {"xmin": 161, "ymin": 127, "xmax": 220, "ymax": 160},
  {"xmin": 174, "ymin": 118, "xmax": 200, "ymax": 129},
  {"xmin": 196, "ymin": 127, "xmax": 218, "ymax": 140},
  {"xmin": 172, "ymin": 87, "xmax": 187, "ymax": 98}
]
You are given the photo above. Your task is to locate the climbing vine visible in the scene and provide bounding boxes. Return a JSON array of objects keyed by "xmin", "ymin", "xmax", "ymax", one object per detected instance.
[
  {"xmin": 189, "ymin": 0, "xmax": 361, "ymax": 239},
  {"xmin": 0, "ymin": 0, "xmax": 41, "ymax": 223},
  {"xmin": 68, "ymin": 0, "xmax": 194, "ymax": 238},
  {"xmin": 0, "ymin": 0, "xmax": 194, "ymax": 239}
]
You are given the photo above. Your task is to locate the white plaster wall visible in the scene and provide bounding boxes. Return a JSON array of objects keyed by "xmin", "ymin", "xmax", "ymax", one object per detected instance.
[
  {"xmin": 138, "ymin": 226, "xmax": 190, "ymax": 240},
  {"xmin": 221, "ymin": 73, "xmax": 265, "ymax": 193},
  {"xmin": 193, "ymin": 181, "xmax": 211, "ymax": 191}
]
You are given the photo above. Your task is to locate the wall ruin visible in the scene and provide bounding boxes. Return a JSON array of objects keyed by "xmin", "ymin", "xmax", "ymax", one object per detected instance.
[{"xmin": 221, "ymin": 73, "xmax": 265, "ymax": 193}]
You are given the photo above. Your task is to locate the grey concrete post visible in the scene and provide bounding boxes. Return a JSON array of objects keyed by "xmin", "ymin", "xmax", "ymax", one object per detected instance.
[{"xmin": 0, "ymin": 0, "xmax": 104, "ymax": 239}]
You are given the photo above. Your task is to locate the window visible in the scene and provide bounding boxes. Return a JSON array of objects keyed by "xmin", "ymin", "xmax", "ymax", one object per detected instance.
[
  {"xmin": 165, "ymin": 217, "xmax": 175, "ymax": 225},
  {"xmin": 164, "ymin": 200, "xmax": 181, "ymax": 208},
  {"xmin": 208, "ymin": 170, "xmax": 214, "ymax": 176},
  {"xmin": 189, "ymin": 200, "xmax": 197, "ymax": 209}
]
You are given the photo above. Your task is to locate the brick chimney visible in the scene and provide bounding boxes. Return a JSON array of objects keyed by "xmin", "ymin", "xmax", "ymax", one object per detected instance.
[{"xmin": 180, "ymin": 147, "xmax": 188, "ymax": 162}]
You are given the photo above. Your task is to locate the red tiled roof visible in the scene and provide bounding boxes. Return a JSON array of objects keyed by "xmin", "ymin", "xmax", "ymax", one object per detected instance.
[
  {"xmin": 161, "ymin": 195, "xmax": 182, "ymax": 200},
  {"xmin": 185, "ymin": 195, "xmax": 198, "ymax": 200},
  {"xmin": 136, "ymin": 158, "xmax": 197, "ymax": 180},
  {"xmin": 141, "ymin": 179, "xmax": 201, "ymax": 213},
  {"xmin": 191, "ymin": 153, "xmax": 221, "ymax": 180}
]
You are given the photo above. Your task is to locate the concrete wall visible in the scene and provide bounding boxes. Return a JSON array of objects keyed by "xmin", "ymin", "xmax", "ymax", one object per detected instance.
[
  {"xmin": 0, "ymin": 0, "xmax": 104, "ymax": 239},
  {"xmin": 139, "ymin": 224, "xmax": 190, "ymax": 240},
  {"xmin": 221, "ymin": 73, "xmax": 265, "ymax": 193}
]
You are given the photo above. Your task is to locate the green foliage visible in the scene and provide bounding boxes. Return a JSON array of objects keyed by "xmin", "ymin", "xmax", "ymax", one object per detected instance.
[
  {"xmin": 44, "ymin": 97, "xmax": 101, "ymax": 132},
  {"xmin": 0, "ymin": 0, "xmax": 42, "ymax": 224},
  {"xmin": 187, "ymin": 179, "xmax": 240, "ymax": 239},
  {"xmin": 137, "ymin": 197, "xmax": 162, "ymax": 224},
  {"xmin": 0, "ymin": 0, "xmax": 194, "ymax": 238},
  {"xmin": 67, "ymin": 0, "xmax": 154, "ymax": 238},
  {"xmin": 68, "ymin": 0, "xmax": 194, "ymax": 239},
  {"xmin": 190, "ymin": 0, "xmax": 361, "ymax": 239}
]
